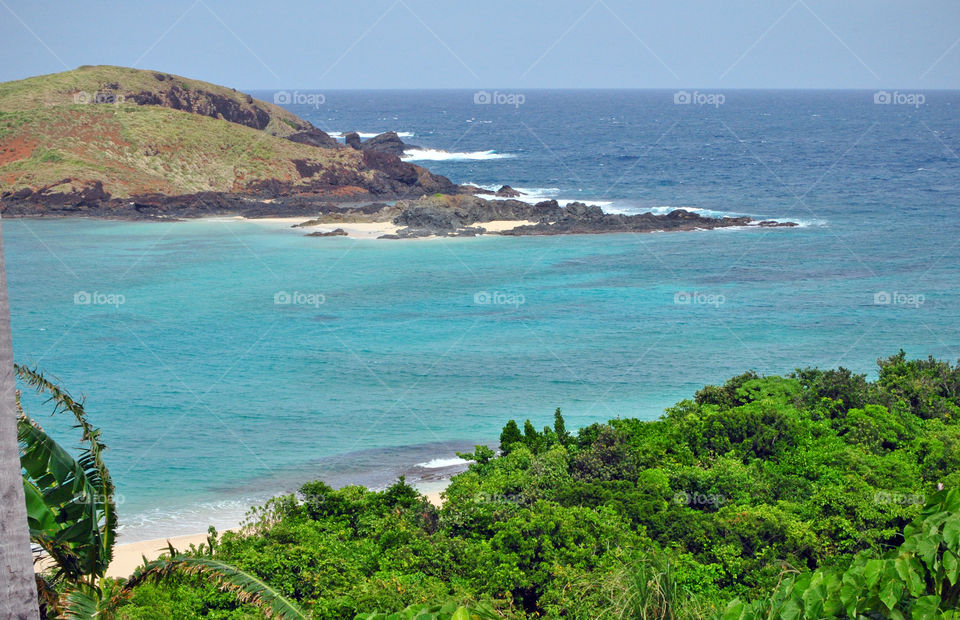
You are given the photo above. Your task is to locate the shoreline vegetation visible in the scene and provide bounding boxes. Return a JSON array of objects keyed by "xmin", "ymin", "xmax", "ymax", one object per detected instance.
[
  {"xmin": 0, "ymin": 65, "xmax": 798, "ymax": 237},
  {"xmin": 22, "ymin": 351, "xmax": 960, "ymax": 618},
  {"xmin": 104, "ymin": 490, "xmax": 447, "ymax": 579}
]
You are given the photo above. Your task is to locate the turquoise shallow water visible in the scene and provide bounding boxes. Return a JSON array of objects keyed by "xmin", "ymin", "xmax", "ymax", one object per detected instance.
[
  {"xmin": 7, "ymin": 218, "xmax": 959, "ymax": 539},
  {"xmin": 6, "ymin": 90, "xmax": 960, "ymax": 540}
]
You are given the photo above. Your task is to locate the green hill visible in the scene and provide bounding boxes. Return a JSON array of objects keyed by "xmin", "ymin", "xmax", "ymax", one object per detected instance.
[
  {"xmin": 0, "ymin": 65, "xmax": 309, "ymax": 136},
  {"xmin": 0, "ymin": 66, "xmax": 452, "ymax": 211}
]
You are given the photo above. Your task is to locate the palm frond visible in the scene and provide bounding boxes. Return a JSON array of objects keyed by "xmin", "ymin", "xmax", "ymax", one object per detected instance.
[
  {"xmin": 59, "ymin": 585, "xmax": 101, "ymax": 619},
  {"xmin": 16, "ymin": 364, "xmax": 116, "ymax": 578},
  {"xmin": 123, "ymin": 554, "xmax": 308, "ymax": 619}
]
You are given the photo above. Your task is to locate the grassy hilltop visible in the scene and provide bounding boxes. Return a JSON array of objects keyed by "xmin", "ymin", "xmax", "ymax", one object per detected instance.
[
  {"xmin": 0, "ymin": 64, "xmax": 309, "ymax": 135},
  {"xmin": 0, "ymin": 66, "xmax": 450, "ymax": 209}
]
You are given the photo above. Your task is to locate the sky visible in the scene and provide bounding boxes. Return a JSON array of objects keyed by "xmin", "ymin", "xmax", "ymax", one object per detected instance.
[{"xmin": 0, "ymin": 0, "xmax": 957, "ymax": 90}]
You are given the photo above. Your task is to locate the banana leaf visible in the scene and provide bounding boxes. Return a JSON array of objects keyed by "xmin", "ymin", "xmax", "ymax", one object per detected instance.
[{"xmin": 16, "ymin": 364, "xmax": 116, "ymax": 582}]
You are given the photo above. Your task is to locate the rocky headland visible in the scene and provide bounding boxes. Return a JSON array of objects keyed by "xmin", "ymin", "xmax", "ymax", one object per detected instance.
[
  {"xmin": 0, "ymin": 66, "xmax": 798, "ymax": 236},
  {"xmin": 290, "ymin": 193, "xmax": 797, "ymax": 239}
]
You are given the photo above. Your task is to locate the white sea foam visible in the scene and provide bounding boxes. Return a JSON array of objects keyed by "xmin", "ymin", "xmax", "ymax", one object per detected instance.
[
  {"xmin": 643, "ymin": 205, "xmax": 746, "ymax": 218},
  {"xmin": 416, "ymin": 457, "xmax": 470, "ymax": 469},
  {"xmin": 464, "ymin": 183, "xmax": 559, "ymax": 200},
  {"xmin": 117, "ymin": 498, "xmax": 264, "ymax": 542},
  {"xmin": 462, "ymin": 183, "xmax": 619, "ymax": 207},
  {"xmin": 749, "ymin": 218, "xmax": 828, "ymax": 228},
  {"xmin": 401, "ymin": 149, "xmax": 516, "ymax": 161},
  {"xmin": 329, "ymin": 131, "xmax": 415, "ymax": 139}
]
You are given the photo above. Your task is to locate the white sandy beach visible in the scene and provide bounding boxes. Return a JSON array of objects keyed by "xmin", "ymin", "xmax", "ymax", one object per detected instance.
[
  {"xmin": 211, "ymin": 216, "xmax": 536, "ymax": 238},
  {"xmin": 239, "ymin": 217, "xmax": 401, "ymax": 238},
  {"xmin": 105, "ymin": 532, "xmax": 219, "ymax": 578}
]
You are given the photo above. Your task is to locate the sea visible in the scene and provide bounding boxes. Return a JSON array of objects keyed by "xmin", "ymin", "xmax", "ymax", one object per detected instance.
[{"xmin": 6, "ymin": 90, "xmax": 960, "ymax": 541}]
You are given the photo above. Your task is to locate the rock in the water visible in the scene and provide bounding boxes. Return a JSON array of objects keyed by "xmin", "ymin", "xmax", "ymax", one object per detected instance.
[
  {"xmin": 359, "ymin": 131, "xmax": 420, "ymax": 156},
  {"xmin": 756, "ymin": 220, "xmax": 799, "ymax": 227},
  {"xmin": 458, "ymin": 184, "xmax": 495, "ymax": 195},
  {"xmin": 344, "ymin": 132, "xmax": 362, "ymax": 149},
  {"xmin": 306, "ymin": 228, "xmax": 348, "ymax": 237},
  {"xmin": 495, "ymin": 185, "xmax": 523, "ymax": 197}
]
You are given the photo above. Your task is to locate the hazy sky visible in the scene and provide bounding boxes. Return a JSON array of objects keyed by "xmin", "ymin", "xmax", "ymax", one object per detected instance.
[{"xmin": 1, "ymin": 0, "xmax": 957, "ymax": 90}]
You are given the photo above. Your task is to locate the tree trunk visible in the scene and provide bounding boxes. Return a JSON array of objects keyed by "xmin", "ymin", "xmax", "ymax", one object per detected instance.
[{"xmin": 0, "ymin": 216, "xmax": 39, "ymax": 619}]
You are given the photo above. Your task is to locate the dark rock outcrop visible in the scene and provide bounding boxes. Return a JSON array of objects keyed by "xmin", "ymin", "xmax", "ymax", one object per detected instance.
[
  {"xmin": 343, "ymin": 132, "xmax": 362, "ymax": 149},
  {"xmin": 495, "ymin": 185, "xmax": 523, "ymax": 197},
  {"xmin": 499, "ymin": 205, "xmax": 754, "ymax": 236},
  {"xmin": 360, "ymin": 150, "xmax": 456, "ymax": 194},
  {"xmin": 341, "ymin": 131, "xmax": 420, "ymax": 156},
  {"xmin": 125, "ymin": 82, "xmax": 297, "ymax": 132},
  {"xmin": 458, "ymin": 185, "xmax": 495, "ymax": 195},
  {"xmin": 287, "ymin": 129, "xmax": 340, "ymax": 149},
  {"xmin": 757, "ymin": 220, "xmax": 798, "ymax": 227},
  {"xmin": 359, "ymin": 131, "xmax": 420, "ymax": 156},
  {"xmin": 306, "ymin": 228, "xmax": 348, "ymax": 237},
  {"xmin": 376, "ymin": 195, "xmax": 798, "ymax": 238}
]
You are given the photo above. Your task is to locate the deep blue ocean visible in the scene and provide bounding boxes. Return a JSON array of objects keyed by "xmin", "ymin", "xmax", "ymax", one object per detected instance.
[{"xmin": 6, "ymin": 90, "xmax": 960, "ymax": 540}]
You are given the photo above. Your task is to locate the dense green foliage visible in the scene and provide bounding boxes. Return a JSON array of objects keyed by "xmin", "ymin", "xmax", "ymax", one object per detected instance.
[
  {"xmin": 110, "ymin": 352, "xmax": 960, "ymax": 618},
  {"xmin": 725, "ymin": 489, "xmax": 960, "ymax": 618}
]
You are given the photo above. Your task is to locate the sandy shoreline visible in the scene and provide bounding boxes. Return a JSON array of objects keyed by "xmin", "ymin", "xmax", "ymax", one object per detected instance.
[
  {"xmin": 99, "ymin": 487, "xmax": 446, "ymax": 579},
  {"xmin": 215, "ymin": 215, "xmax": 536, "ymax": 238},
  {"xmin": 241, "ymin": 217, "xmax": 401, "ymax": 238}
]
